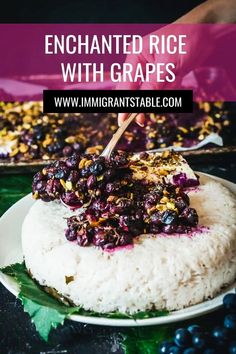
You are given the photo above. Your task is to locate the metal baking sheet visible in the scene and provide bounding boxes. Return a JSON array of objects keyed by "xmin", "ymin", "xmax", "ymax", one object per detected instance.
[{"xmin": 1, "ymin": 145, "xmax": 236, "ymax": 174}]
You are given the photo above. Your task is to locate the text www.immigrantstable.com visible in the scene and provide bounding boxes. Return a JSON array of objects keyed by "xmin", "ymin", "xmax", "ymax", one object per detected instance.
[{"xmin": 53, "ymin": 96, "xmax": 183, "ymax": 109}]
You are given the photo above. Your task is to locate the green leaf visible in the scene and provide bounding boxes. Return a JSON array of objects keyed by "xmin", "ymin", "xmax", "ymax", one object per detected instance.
[
  {"xmin": 1, "ymin": 262, "xmax": 81, "ymax": 340},
  {"xmin": 120, "ymin": 326, "xmax": 172, "ymax": 354},
  {"xmin": 1, "ymin": 262, "xmax": 170, "ymax": 345},
  {"xmin": 20, "ymin": 296, "xmax": 66, "ymax": 341},
  {"xmin": 1, "ymin": 262, "xmax": 26, "ymax": 278}
]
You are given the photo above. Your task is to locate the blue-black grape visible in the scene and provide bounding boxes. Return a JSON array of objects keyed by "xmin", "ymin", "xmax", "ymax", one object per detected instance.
[
  {"xmin": 211, "ymin": 326, "xmax": 229, "ymax": 347},
  {"xmin": 32, "ymin": 151, "xmax": 199, "ymax": 250},
  {"xmin": 192, "ymin": 333, "xmax": 207, "ymax": 349},
  {"xmin": 159, "ymin": 291, "xmax": 236, "ymax": 354},
  {"xmin": 168, "ymin": 346, "xmax": 182, "ymax": 354},
  {"xmin": 174, "ymin": 328, "xmax": 192, "ymax": 347},
  {"xmin": 187, "ymin": 325, "xmax": 202, "ymax": 335},
  {"xmin": 224, "ymin": 314, "xmax": 236, "ymax": 331},
  {"xmin": 159, "ymin": 340, "xmax": 172, "ymax": 353},
  {"xmin": 183, "ymin": 348, "xmax": 198, "ymax": 354},
  {"xmin": 223, "ymin": 294, "xmax": 236, "ymax": 312},
  {"xmin": 229, "ymin": 341, "xmax": 236, "ymax": 354}
]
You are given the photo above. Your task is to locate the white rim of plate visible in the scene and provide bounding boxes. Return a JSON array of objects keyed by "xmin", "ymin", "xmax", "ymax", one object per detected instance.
[{"xmin": 0, "ymin": 172, "xmax": 235, "ymax": 327}]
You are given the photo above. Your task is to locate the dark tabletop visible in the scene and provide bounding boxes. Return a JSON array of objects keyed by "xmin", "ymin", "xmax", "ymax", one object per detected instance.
[
  {"xmin": 0, "ymin": 158, "xmax": 236, "ymax": 354},
  {"xmin": 0, "ymin": 0, "xmax": 203, "ymax": 23}
]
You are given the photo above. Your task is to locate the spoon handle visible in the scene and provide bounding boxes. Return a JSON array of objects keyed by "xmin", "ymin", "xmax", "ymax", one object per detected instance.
[{"xmin": 101, "ymin": 113, "xmax": 138, "ymax": 158}]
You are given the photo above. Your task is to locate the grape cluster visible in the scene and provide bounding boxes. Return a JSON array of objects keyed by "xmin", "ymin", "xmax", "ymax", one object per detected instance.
[
  {"xmin": 32, "ymin": 151, "xmax": 198, "ymax": 249},
  {"xmin": 32, "ymin": 151, "xmax": 130, "ymax": 204},
  {"xmin": 159, "ymin": 291, "xmax": 236, "ymax": 354}
]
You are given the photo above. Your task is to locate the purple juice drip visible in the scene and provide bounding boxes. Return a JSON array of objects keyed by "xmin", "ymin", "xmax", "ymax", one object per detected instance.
[
  {"xmin": 173, "ymin": 173, "xmax": 199, "ymax": 188},
  {"xmin": 103, "ymin": 244, "xmax": 134, "ymax": 253},
  {"xmin": 158, "ymin": 225, "xmax": 209, "ymax": 238}
]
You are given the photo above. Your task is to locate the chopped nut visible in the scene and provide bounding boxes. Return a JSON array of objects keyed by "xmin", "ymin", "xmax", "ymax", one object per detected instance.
[
  {"xmin": 202, "ymin": 102, "xmax": 211, "ymax": 112},
  {"xmin": 32, "ymin": 191, "xmax": 39, "ymax": 199},
  {"xmin": 205, "ymin": 116, "xmax": 214, "ymax": 127},
  {"xmin": 85, "ymin": 160, "xmax": 93, "ymax": 167},
  {"xmin": 156, "ymin": 204, "xmax": 167, "ymax": 212},
  {"xmin": 79, "ymin": 158, "xmax": 87, "ymax": 169},
  {"xmin": 173, "ymin": 142, "xmax": 183, "ymax": 147},
  {"xmin": 107, "ymin": 195, "xmax": 116, "ymax": 202},
  {"xmin": 147, "ymin": 206, "xmax": 157, "ymax": 215},
  {"xmin": 42, "ymin": 136, "xmax": 52, "ymax": 147},
  {"xmin": 158, "ymin": 168, "xmax": 169, "ymax": 176},
  {"xmin": 74, "ymin": 191, "xmax": 80, "ymax": 198},
  {"xmin": 60, "ymin": 179, "xmax": 67, "ymax": 189},
  {"xmin": 19, "ymin": 143, "xmax": 29, "ymax": 153},
  {"xmin": 23, "ymin": 115, "xmax": 32, "ymax": 124},
  {"xmin": 65, "ymin": 136, "xmax": 76, "ymax": 144},
  {"xmin": 10, "ymin": 148, "xmax": 19, "ymax": 157},
  {"xmin": 42, "ymin": 115, "xmax": 49, "ymax": 123},
  {"xmin": 65, "ymin": 275, "xmax": 74, "ymax": 284},
  {"xmin": 65, "ymin": 181, "xmax": 73, "ymax": 190},
  {"xmin": 166, "ymin": 202, "xmax": 175, "ymax": 210},
  {"xmin": 178, "ymin": 126, "xmax": 188, "ymax": 134},
  {"xmin": 22, "ymin": 123, "xmax": 31, "ymax": 130},
  {"xmin": 198, "ymin": 134, "xmax": 205, "ymax": 141},
  {"xmin": 214, "ymin": 101, "xmax": 223, "ymax": 109},
  {"xmin": 146, "ymin": 142, "xmax": 155, "ymax": 149},
  {"xmin": 162, "ymin": 150, "xmax": 170, "ymax": 159},
  {"xmin": 148, "ymin": 132, "xmax": 156, "ymax": 138},
  {"xmin": 160, "ymin": 196, "xmax": 169, "ymax": 204},
  {"xmin": 86, "ymin": 145, "xmax": 103, "ymax": 154}
]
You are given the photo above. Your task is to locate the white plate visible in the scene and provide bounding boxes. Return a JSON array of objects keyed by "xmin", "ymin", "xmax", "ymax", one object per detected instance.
[{"xmin": 0, "ymin": 172, "xmax": 236, "ymax": 327}]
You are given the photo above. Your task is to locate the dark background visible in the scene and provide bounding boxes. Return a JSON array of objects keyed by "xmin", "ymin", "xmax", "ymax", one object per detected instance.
[{"xmin": 0, "ymin": 0, "xmax": 203, "ymax": 23}]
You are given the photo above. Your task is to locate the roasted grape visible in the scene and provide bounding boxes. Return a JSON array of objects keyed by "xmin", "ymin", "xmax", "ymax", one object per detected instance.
[{"xmin": 33, "ymin": 151, "xmax": 199, "ymax": 250}]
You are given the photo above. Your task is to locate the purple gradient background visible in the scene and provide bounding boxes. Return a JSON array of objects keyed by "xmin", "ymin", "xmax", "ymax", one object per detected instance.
[{"xmin": 0, "ymin": 24, "xmax": 236, "ymax": 101}]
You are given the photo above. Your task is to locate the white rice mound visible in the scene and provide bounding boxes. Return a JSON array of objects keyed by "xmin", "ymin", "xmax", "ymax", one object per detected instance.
[{"xmin": 22, "ymin": 175, "xmax": 236, "ymax": 314}]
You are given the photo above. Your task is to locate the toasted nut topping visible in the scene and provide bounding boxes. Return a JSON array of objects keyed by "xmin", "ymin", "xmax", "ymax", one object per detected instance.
[
  {"xmin": 32, "ymin": 191, "xmax": 39, "ymax": 199},
  {"xmin": 158, "ymin": 168, "xmax": 168, "ymax": 176},
  {"xmin": 79, "ymin": 158, "xmax": 87, "ymax": 169},
  {"xmin": 162, "ymin": 150, "xmax": 170, "ymax": 159},
  {"xmin": 160, "ymin": 196, "xmax": 169, "ymax": 204},
  {"xmin": 42, "ymin": 137, "xmax": 52, "ymax": 148},
  {"xmin": 86, "ymin": 145, "xmax": 103, "ymax": 154},
  {"xmin": 65, "ymin": 275, "xmax": 74, "ymax": 284},
  {"xmin": 10, "ymin": 148, "xmax": 19, "ymax": 157},
  {"xmin": 85, "ymin": 160, "xmax": 92, "ymax": 167},
  {"xmin": 107, "ymin": 195, "xmax": 116, "ymax": 202},
  {"xmin": 23, "ymin": 115, "xmax": 32, "ymax": 124},
  {"xmin": 65, "ymin": 136, "xmax": 76, "ymax": 144},
  {"xmin": 147, "ymin": 206, "xmax": 156, "ymax": 215},
  {"xmin": 19, "ymin": 143, "xmax": 29, "ymax": 153},
  {"xmin": 22, "ymin": 123, "xmax": 31, "ymax": 130},
  {"xmin": 65, "ymin": 181, "xmax": 73, "ymax": 191},
  {"xmin": 166, "ymin": 202, "xmax": 175, "ymax": 210},
  {"xmin": 60, "ymin": 179, "xmax": 67, "ymax": 189},
  {"xmin": 156, "ymin": 204, "xmax": 167, "ymax": 211}
]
